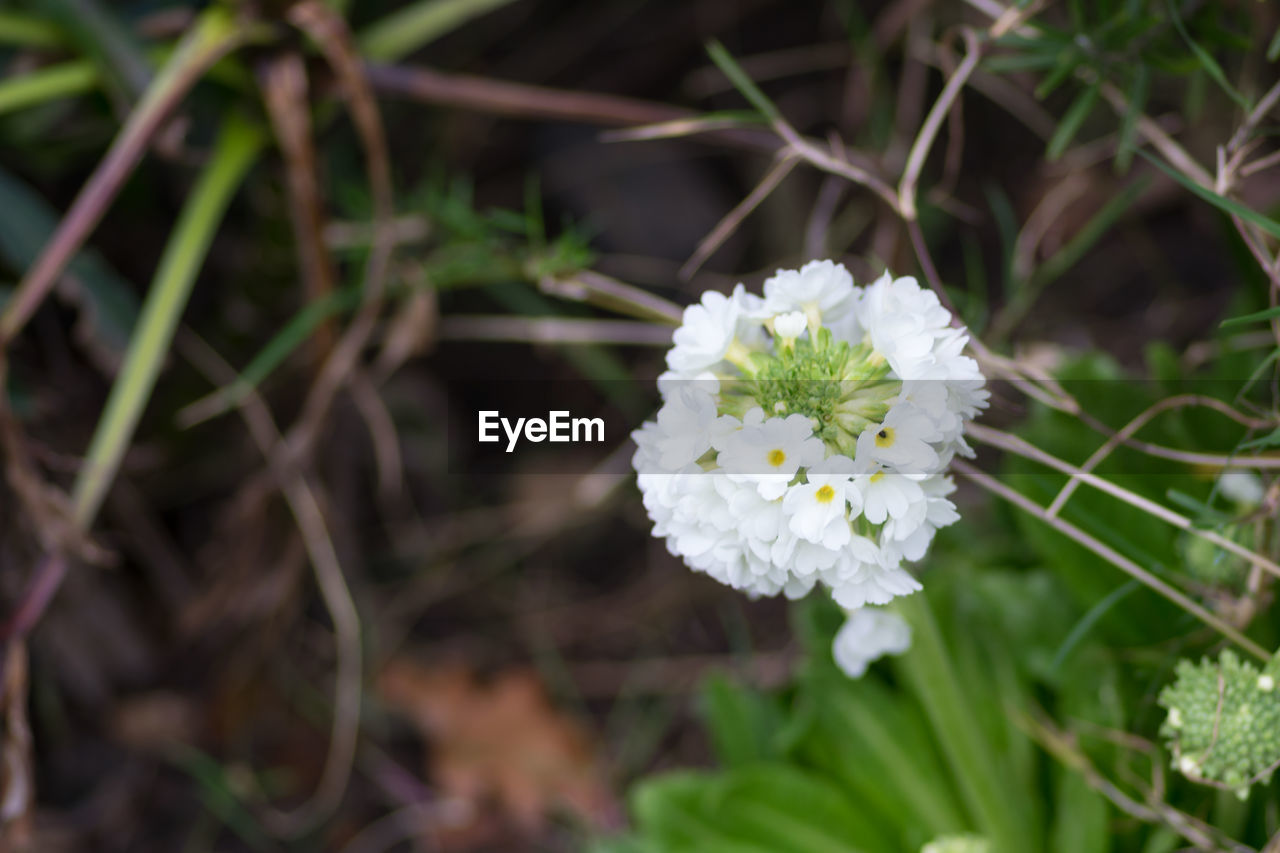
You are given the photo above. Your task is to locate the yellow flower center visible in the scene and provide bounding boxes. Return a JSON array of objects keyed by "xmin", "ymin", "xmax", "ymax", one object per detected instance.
[
  {"xmin": 870, "ymin": 470, "xmax": 885, "ymax": 483},
  {"xmin": 767, "ymin": 448, "xmax": 786, "ymax": 467},
  {"xmin": 815, "ymin": 484, "xmax": 836, "ymax": 503},
  {"xmin": 875, "ymin": 427, "xmax": 895, "ymax": 448}
]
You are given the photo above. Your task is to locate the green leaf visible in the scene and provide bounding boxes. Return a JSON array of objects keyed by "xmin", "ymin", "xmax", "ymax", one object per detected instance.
[
  {"xmin": 0, "ymin": 11, "xmax": 63, "ymax": 47},
  {"xmin": 631, "ymin": 766, "xmax": 888, "ymax": 853},
  {"xmin": 1049, "ymin": 580, "xmax": 1140, "ymax": 674},
  {"xmin": 0, "ymin": 60, "xmax": 97, "ymax": 115},
  {"xmin": 700, "ymin": 674, "xmax": 782, "ymax": 768},
  {"xmin": 1165, "ymin": 0, "xmax": 1250, "ymax": 111},
  {"xmin": 1239, "ymin": 426, "xmax": 1280, "ymax": 450},
  {"xmin": 1034, "ymin": 178, "xmax": 1146, "ymax": 287},
  {"xmin": 358, "ymin": 0, "xmax": 518, "ymax": 63},
  {"xmin": 72, "ymin": 114, "xmax": 264, "ymax": 528},
  {"xmin": 1219, "ymin": 304, "xmax": 1280, "ymax": 327},
  {"xmin": 799, "ymin": 673, "xmax": 965, "ymax": 844},
  {"xmin": 1268, "ymin": 25, "xmax": 1280, "ymax": 62},
  {"xmin": 1114, "ymin": 65, "xmax": 1148, "ymax": 173},
  {"xmin": 1047, "ymin": 82, "xmax": 1100, "ymax": 161},
  {"xmin": 1049, "ymin": 764, "xmax": 1110, "ymax": 853},
  {"xmin": 631, "ymin": 772, "xmax": 775, "ymax": 853},
  {"xmin": 895, "ymin": 593, "xmax": 1038, "ymax": 853},
  {"xmin": 1140, "ymin": 151, "xmax": 1280, "ymax": 241},
  {"xmin": 704, "ymin": 40, "xmax": 784, "ymax": 125}
]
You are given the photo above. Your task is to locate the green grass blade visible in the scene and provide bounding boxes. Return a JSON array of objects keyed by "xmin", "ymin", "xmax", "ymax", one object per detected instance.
[
  {"xmin": 72, "ymin": 115, "xmax": 264, "ymax": 528},
  {"xmin": 1047, "ymin": 81, "xmax": 1099, "ymax": 161},
  {"xmin": 1165, "ymin": 0, "xmax": 1249, "ymax": 111},
  {"xmin": 1114, "ymin": 65, "xmax": 1148, "ymax": 173},
  {"xmin": 1219, "ymin": 304, "xmax": 1280, "ymax": 327},
  {"xmin": 1034, "ymin": 178, "xmax": 1146, "ymax": 286},
  {"xmin": 1140, "ymin": 151, "xmax": 1280, "ymax": 241},
  {"xmin": 358, "ymin": 0, "xmax": 518, "ymax": 62},
  {"xmin": 704, "ymin": 40, "xmax": 784, "ymax": 125},
  {"xmin": 1049, "ymin": 579, "xmax": 1140, "ymax": 673},
  {"xmin": 0, "ymin": 61, "xmax": 97, "ymax": 116},
  {"xmin": 0, "ymin": 11, "xmax": 64, "ymax": 47},
  {"xmin": 180, "ymin": 285, "xmax": 363, "ymax": 424}
]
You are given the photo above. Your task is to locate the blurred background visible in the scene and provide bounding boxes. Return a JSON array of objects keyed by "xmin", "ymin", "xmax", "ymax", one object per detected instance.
[{"xmin": 3, "ymin": 0, "xmax": 1280, "ymax": 851}]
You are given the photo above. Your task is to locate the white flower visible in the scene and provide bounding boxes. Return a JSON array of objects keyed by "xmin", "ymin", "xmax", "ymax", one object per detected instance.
[
  {"xmin": 858, "ymin": 271, "xmax": 952, "ymax": 379},
  {"xmin": 829, "ymin": 550, "xmax": 923, "ymax": 608},
  {"xmin": 856, "ymin": 404, "xmax": 941, "ymax": 473},
  {"xmin": 762, "ymin": 259, "xmax": 857, "ymax": 324},
  {"xmin": 667, "ymin": 288, "xmax": 741, "ymax": 374},
  {"xmin": 882, "ymin": 475, "xmax": 959, "ymax": 561},
  {"xmin": 772, "ymin": 310, "xmax": 808, "ymax": 339},
  {"xmin": 645, "ymin": 385, "xmax": 719, "ymax": 470},
  {"xmin": 783, "ymin": 456, "xmax": 856, "ymax": 547},
  {"xmin": 633, "ymin": 262, "xmax": 985, "ymax": 612},
  {"xmin": 714, "ymin": 410, "xmax": 825, "ymax": 500},
  {"xmin": 852, "ymin": 467, "xmax": 927, "ymax": 524},
  {"xmin": 832, "ymin": 607, "xmax": 912, "ymax": 678}
]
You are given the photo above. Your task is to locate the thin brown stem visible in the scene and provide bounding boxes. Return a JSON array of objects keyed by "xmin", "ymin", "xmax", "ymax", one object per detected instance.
[
  {"xmin": 897, "ymin": 27, "xmax": 981, "ymax": 221},
  {"xmin": 679, "ymin": 153, "xmax": 798, "ymax": 280},
  {"xmin": 952, "ymin": 459, "xmax": 1270, "ymax": 661},
  {"xmin": 968, "ymin": 422, "xmax": 1280, "ymax": 581},
  {"xmin": 259, "ymin": 50, "xmax": 339, "ymax": 359},
  {"xmin": 0, "ymin": 11, "xmax": 247, "ymax": 345},
  {"xmin": 1047, "ymin": 394, "xmax": 1273, "ymax": 515}
]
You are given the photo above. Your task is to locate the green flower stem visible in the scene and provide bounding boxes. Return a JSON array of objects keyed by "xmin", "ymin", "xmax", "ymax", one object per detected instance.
[
  {"xmin": 894, "ymin": 592, "xmax": 1033, "ymax": 853},
  {"xmin": 72, "ymin": 114, "xmax": 264, "ymax": 528},
  {"xmin": 0, "ymin": 61, "xmax": 97, "ymax": 116}
]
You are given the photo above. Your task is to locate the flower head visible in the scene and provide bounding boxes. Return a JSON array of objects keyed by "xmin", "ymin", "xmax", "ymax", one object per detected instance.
[{"xmin": 633, "ymin": 264, "xmax": 986, "ymax": 610}]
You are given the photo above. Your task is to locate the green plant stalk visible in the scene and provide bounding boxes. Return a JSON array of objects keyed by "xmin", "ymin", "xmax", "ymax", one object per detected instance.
[
  {"xmin": 71, "ymin": 115, "xmax": 263, "ymax": 528},
  {"xmin": 358, "ymin": 0, "xmax": 518, "ymax": 63},
  {"xmin": 0, "ymin": 61, "xmax": 97, "ymax": 116},
  {"xmin": 894, "ymin": 592, "xmax": 1032, "ymax": 853}
]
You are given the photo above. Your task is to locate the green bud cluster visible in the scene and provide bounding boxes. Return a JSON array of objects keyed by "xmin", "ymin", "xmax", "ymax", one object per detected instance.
[
  {"xmin": 719, "ymin": 328, "xmax": 900, "ymax": 457},
  {"xmin": 1158, "ymin": 649, "xmax": 1280, "ymax": 796},
  {"xmin": 920, "ymin": 836, "xmax": 990, "ymax": 853}
]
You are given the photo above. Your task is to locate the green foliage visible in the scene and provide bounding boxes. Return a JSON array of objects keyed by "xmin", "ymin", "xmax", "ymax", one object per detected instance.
[
  {"xmin": 988, "ymin": 0, "xmax": 1257, "ymax": 162},
  {"xmin": 599, "ymin": 562, "xmax": 1135, "ymax": 853},
  {"xmin": 602, "ymin": 341, "xmax": 1280, "ymax": 852}
]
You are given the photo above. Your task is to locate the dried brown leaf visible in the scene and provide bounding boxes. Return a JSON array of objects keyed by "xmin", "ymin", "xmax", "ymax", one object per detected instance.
[{"xmin": 377, "ymin": 660, "xmax": 617, "ymax": 836}]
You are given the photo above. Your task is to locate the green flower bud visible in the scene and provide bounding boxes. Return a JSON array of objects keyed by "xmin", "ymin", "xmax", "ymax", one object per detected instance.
[{"xmin": 1158, "ymin": 650, "xmax": 1280, "ymax": 794}]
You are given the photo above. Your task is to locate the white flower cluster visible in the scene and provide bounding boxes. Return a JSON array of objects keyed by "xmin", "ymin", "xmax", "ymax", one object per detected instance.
[{"xmin": 632, "ymin": 261, "xmax": 987, "ymax": 673}]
